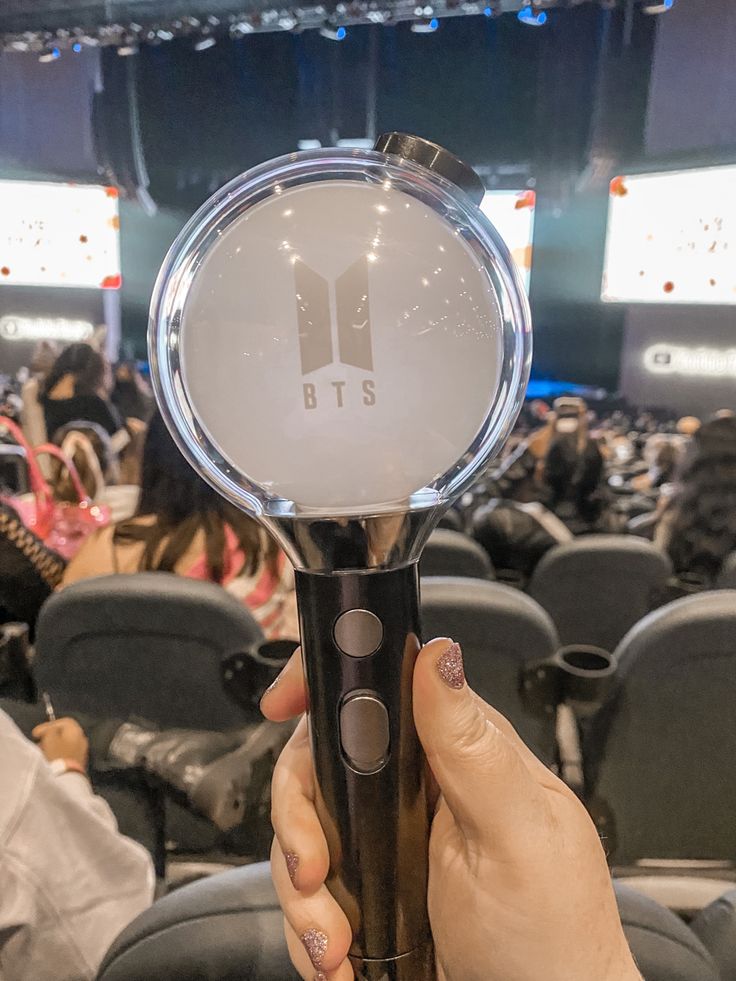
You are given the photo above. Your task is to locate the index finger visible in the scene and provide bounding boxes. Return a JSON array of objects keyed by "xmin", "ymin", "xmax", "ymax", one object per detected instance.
[
  {"xmin": 260, "ymin": 648, "xmax": 308, "ymax": 721},
  {"xmin": 31, "ymin": 721, "xmax": 54, "ymax": 739}
]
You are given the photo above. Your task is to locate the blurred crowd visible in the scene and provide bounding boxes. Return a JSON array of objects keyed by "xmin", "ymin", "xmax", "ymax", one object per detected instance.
[
  {"xmin": 2, "ymin": 340, "xmax": 735, "ymax": 636},
  {"xmin": 0, "ymin": 338, "xmax": 734, "ymax": 980},
  {"xmin": 0, "ymin": 340, "xmax": 298, "ymax": 640},
  {"xmin": 463, "ymin": 395, "xmax": 736, "ymax": 592}
]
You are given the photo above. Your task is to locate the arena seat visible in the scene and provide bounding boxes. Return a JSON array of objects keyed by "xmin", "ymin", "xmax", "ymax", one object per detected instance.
[
  {"xmin": 614, "ymin": 883, "xmax": 719, "ymax": 981},
  {"xmin": 691, "ymin": 889, "xmax": 736, "ymax": 981},
  {"xmin": 419, "ymin": 528, "xmax": 494, "ymax": 579},
  {"xmin": 436, "ymin": 507, "xmax": 464, "ymax": 533},
  {"xmin": 35, "ymin": 573, "xmax": 263, "ymax": 730},
  {"xmin": 96, "ymin": 862, "xmax": 298, "ymax": 981},
  {"xmin": 420, "ymin": 577, "xmax": 558, "ymax": 764},
  {"xmin": 584, "ymin": 591, "xmax": 736, "ymax": 880},
  {"xmin": 717, "ymin": 553, "xmax": 736, "ymax": 589},
  {"xmin": 96, "ymin": 862, "xmax": 727, "ymax": 981},
  {"xmin": 528, "ymin": 535, "xmax": 672, "ymax": 651}
]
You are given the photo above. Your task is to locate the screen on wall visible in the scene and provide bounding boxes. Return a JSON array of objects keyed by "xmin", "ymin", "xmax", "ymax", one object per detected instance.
[
  {"xmin": 0, "ymin": 180, "xmax": 121, "ymax": 290},
  {"xmin": 480, "ymin": 189, "xmax": 536, "ymax": 292},
  {"xmin": 601, "ymin": 165, "xmax": 736, "ymax": 305}
]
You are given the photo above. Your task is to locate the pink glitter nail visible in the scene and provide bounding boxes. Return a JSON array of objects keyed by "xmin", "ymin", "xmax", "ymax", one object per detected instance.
[
  {"xmin": 301, "ymin": 928, "xmax": 328, "ymax": 967},
  {"xmin": 285, "ymin": 851, "xmax": 299, "ymax": 887},
  {"xmin": 437, "ymin": 642, "xmax": 465, "ymax": 689}
]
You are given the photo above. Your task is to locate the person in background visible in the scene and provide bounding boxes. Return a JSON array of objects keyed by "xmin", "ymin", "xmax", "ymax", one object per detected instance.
[
  {"xmin": 19, "ymin": 340, "xmax": 59, "ymax": 448},
  {"xmin": 0, "ymin": 503, "xmax": 65, "ymax": 636},
  {"xmin": 676, "ymin": 415, "xmax": 701, "ymax": 438},
  {"xmin": 472, "ymin": 439, "xmax": 572, "ymax": 584},
  {"xmin": 41, "ymin": 343, "xmax": 123, "ymax": 441},
  {"xmin": 542, "ymin": 399, "xmax": 611, "ymax": 535},
  {"xmin": 111, "ymin": 361, "xmax": 154, "ymax": 424},
  {"xmin": 630, "ymin": 435, "xmax": 683, "ymax": 494},
  {"xmin": 0, "ymin": 711, "xmax": 154, "ymax": 981},
  {"xmin": 62, "ymin": 412, "xmax": 298, "ymax": 639},
  {"xmin": 656, "ymin": 416, "xmax": 736, "ymax": 584}
]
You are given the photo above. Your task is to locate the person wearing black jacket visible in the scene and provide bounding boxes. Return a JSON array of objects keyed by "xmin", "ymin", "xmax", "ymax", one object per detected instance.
[
  {"xmin": 0, "ymin": 503, "xmax": 65, "ymax": 634},
  {"xmin": 41, "ymin": 343, "xmax": 123, "ymax": 439}
]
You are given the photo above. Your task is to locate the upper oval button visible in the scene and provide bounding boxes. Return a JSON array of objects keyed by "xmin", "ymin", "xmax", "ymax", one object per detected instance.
[{"xmin": 333, "ymin": 609, "xmax": 383, "ymax": 658}]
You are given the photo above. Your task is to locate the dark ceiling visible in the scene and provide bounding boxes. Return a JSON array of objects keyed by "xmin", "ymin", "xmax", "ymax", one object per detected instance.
[{"xmin": 0, "ymin": 0, "xmax": 607, "ymax": 37}]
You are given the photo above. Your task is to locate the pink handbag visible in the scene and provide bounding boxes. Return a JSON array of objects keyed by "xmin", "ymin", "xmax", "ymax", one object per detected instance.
[{"xmin": 0, "ymin": 416, "xmax": 111, "ymax": 559}]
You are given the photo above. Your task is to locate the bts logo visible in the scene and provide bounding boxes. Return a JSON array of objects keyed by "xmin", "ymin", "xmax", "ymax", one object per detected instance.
[{"xmin": 295, "ymin": 255, "xmax": 376, "ymax": 409}]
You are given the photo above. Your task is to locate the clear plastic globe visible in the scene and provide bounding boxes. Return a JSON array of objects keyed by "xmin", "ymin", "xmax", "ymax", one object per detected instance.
[{"xmin": 150, "ymin": 149, "xmax": 531, "ymax": 519}]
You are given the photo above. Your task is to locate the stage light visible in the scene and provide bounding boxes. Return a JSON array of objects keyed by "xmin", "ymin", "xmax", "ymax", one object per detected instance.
[
  {"xmin": 518, "ymin": 6, "xmax": 548, "ymax": 25},
  {"xmin": 484, "ymin": 6, "xmax": 493, "ymax": 15},
  {"xmin": 117, "ymin": 43, "xmax": 139, "ymax": 56},
  {"xmin": 230, "ymin": 20, "xmax": 254, "ymax": 36},
  {"xmin": 72, "ymin": 42, "xmax": 82, "ymax": 52},
  {"xmin": 38, "ymin": 48, "xmax": 60, "ymax": 62},
  {"xmin": 319, "ymin": 25, "xmax": 347, "ymax": 39},
  {"xmin": 642, "ymin": 0, "xmax": 675, "ymax": 11},
  {"xmin": 411, "ymin": 17, "xmax": 439, "ymax": 31},
  {"xmin": 194, "ymin": 36, "xmax": 217, "ymax": 51}
]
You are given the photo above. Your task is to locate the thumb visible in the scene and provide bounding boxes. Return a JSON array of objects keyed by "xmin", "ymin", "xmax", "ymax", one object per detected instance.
[{"xmin": 413, "ymin": 638, "xmax": 546, "ymax": 847}]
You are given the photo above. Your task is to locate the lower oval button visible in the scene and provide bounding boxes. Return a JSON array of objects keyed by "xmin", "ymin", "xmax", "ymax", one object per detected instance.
[{"xmin": 339, "ymin": 692, "xmax": 390, "ymax": 774}]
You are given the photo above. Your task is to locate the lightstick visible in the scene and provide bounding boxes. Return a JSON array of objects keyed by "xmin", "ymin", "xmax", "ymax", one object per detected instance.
[{"xmin": 149, "ymin": 133, "xmax": 531, "ymax": 980}]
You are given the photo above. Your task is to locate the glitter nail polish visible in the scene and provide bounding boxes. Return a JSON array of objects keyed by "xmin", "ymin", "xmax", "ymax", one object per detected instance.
[
  {"xmin": 285, "ymin": 850, "xmax": 299, "ymax": 887},
  {"xmin": 301, "ymin": 928, "xmax": 328, "ymax": 968},
  {"xmin": 437, "ymin": 641, "xmax": 465, "ymax": 689}
]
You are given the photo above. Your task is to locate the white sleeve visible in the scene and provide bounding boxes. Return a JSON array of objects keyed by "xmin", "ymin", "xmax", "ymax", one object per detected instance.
[{"xmin": 50, "ymin": 767, "xmax": 120, "ymax": 830}]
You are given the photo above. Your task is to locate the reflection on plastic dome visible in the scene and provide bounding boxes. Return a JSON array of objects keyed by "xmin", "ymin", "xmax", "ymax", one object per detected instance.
[{"xmin": 180, "ymin": 181, "xmax": 503, "ymax": 510}]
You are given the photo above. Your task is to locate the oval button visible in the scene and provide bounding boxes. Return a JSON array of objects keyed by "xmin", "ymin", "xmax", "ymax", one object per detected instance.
[
  {"xmin": 339, "ymin": 692, "xmax": 390, "ymax": 774},
  {"xmin": 333, "ymin": 609, "xmax": 383, "ymax": 658}
]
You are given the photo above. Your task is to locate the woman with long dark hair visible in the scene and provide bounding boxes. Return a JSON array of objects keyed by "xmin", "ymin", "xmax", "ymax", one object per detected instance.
[
  {"xmin": 41, "ymin": 343, "xmax": 122, "ymax": 439},
  {"xmin": 62, "ymin": 412, "xmax": 297, "ymax": 638},
  {"xmin": 542, "ymin": 415, "xmax": 610, "ymax": 535},
  {"xmin": 657, "ymin": 416, "xmax": 736, "ymax": 583}
]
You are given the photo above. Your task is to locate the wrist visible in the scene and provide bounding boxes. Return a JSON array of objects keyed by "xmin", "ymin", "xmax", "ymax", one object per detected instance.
[{"xmin": 48, "ymin": 758, "xmax": 88, "ymax": 778}]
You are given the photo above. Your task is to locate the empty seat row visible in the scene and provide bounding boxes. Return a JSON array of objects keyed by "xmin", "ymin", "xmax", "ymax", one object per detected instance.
[
  {"xmin": 96, "ymin": 860, "xmax": 736, "ymax": 981},
  {"xmin": 424, "ymin": 528, "xmax": 736, "ymax": 653},
  {"xmin": 30, "ymin": 571, "xmax": 736, "ymax": 890}
]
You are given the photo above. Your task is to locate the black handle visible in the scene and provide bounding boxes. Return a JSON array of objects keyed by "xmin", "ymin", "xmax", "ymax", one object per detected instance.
[{"xmin": 295, "ymin": 564, "xmax": 435, "ymax": 979}]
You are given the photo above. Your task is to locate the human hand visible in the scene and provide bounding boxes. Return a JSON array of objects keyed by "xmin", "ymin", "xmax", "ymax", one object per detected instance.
[
  {"xmin": 32, "ymin": 718, "xmax": 89, "ymax": 769},
  {"xmin": 261, "ymin": 639, "xmax": 641, "ymax": 981}
]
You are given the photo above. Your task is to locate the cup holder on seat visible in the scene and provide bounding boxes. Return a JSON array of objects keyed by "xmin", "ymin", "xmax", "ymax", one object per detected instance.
[{"xmin": 521, "ymin": 644, "xmax": 617, "ymax": 719}]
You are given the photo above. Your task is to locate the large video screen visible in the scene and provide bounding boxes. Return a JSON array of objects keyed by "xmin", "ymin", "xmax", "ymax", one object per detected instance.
[
  {"xmin": 0, "ymin": 180, "xmax": 121, "ymax": 290},
  {"xmin": 601, "ymin": 165, "xmax": 736, "ymax": 305},
  {"xmin": 480, "ymin": 189, "xmax": 536, "ymax": 292}
]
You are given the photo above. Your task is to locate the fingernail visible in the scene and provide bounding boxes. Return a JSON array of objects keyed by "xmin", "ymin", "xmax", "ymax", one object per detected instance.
[
  {"xmin": 264, "ymin": 671, "xmax": 282, "ymax": 695},
  {"xmin": 437, "ymin": 642, "xmax": 465, "ymax": 689},
  {"xmin": 285, "ymin": 850, "xmax": 299, "ymax": 887},
  {"xmin": 314, "ymin": 975, "xmax": 327, "ymax": 981},
  {"xmin": 301, "ymin": 928, "xmax": 328, "ymax": 968}
]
